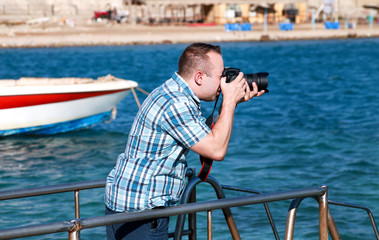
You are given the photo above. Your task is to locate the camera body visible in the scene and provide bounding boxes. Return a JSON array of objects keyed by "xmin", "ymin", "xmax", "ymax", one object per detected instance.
[{"xmin": 222, "ymin": 67, "xmax": 269, "ymax": 92}]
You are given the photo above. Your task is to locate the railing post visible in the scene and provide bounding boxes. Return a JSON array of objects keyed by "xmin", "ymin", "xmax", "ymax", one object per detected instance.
[
  {"xmin": 319, "ymin": 186, "xmax": 328, "ymax": 240},
  {"xmin": 74, "ymin": 190, "xmax": 80, "ymax": 219},
  {"xmin": 68, "ymin": 219, "xmax": 81, "ymax": 240},
  {"xmin": 285, "ymin": 198, "xmax": 304, "ymax": 240},
  {"xmin": 206, "ymin": 177, "xmax": 241, "ymax": 240},
  {"xmin": 188, "ymin": 171, "xmax": 197, "ymax": 240},
  {"xmin": 221, "ymin": 185, "xmax": 279, "ymax": 240},
  {"xmin": 327, "ymin": 208, "xmax": 341, "ymax": 240},
  {"xmin": 174, "ymin": 176, "xmax": 241, "ymax": 240},
  {"xmin": 174, "ymin": 169, "xmax": 198, "ymax": 240},
  {"xmin": 207, "ymin": 210, "xmax": 213, "ymax": 240}
]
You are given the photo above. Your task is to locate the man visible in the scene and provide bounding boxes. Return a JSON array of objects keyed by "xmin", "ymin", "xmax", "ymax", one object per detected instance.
[{"xmin": 105, "ymin": 42, "xmax": 265, "ymax": 239}]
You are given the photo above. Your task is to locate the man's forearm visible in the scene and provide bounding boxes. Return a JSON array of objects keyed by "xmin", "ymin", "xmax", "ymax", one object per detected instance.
[
  {"xmin": 209, "ymin": 99, "xmax": 236, "ymax": 158},
  {"xmin": 190, "ymin": 99, "xmax": 236, "ymax": 161}
]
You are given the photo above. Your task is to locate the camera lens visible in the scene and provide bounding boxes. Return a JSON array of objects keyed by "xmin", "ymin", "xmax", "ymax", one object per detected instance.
[
  {"xmin": 223, "ymin": 67, "xmax": 269, "ymax": 93},
  {"xmin": 244, "ymin": 73, "xmax": 269, "ymax": 93}
]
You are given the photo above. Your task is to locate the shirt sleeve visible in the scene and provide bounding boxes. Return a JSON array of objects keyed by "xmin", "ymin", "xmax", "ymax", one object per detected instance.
[{"xmin": 161, "ymin": 101, "xmax": 211, "ymax": 148}]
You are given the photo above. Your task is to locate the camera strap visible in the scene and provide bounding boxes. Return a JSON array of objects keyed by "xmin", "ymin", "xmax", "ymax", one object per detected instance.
[{"xmin": 198, "ymin": 94, "xmax": 221, "ymax": 182}]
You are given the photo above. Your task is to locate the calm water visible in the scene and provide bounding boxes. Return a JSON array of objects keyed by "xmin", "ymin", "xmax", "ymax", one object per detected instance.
[{"xmin": 0, "ymin": 39, "xmax": 378, "ymax": 239}]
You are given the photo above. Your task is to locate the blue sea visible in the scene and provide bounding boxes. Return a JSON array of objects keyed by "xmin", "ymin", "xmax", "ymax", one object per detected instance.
[{"xmin": 0, "ymin": 38, "xmax": 378, "ymax": 239}]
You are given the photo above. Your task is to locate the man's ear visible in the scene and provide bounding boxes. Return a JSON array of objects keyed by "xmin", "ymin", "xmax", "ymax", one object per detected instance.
[{"xmin": 194, "ymin": 71, "xmax": 203, "ymax": 86}]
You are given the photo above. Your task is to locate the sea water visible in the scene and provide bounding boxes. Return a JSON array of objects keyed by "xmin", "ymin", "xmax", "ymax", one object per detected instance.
[{"xmin": 0, "ymin": 38, "xmax": 378, "ymax": 239}]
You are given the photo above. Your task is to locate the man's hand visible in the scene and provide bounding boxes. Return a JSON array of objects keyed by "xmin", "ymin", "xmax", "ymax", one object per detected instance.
[
  {"xmin": 242, "ymin": 81, "xmax": 265, "ymax": 103},
  {"xmin": 220, "ymin": 72, "xmax": 246, "ymax": 105},
  {"xmin": 221, "ymin": 72, "xmax": 265, "ymax": 105}
]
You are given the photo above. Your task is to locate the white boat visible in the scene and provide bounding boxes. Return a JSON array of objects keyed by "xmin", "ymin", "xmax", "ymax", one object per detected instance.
[{"xmin": 0, "ymin": 75, "xmax": 139, "ymax": 136}]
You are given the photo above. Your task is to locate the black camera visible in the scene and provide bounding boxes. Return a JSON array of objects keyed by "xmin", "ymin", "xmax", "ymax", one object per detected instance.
[{"xmin": 222, "ymin": 67, "xmax": 269, "ymax": 93}]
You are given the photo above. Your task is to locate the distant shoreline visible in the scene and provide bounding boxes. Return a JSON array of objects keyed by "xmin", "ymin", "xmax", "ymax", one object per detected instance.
[{"xmin": 1, "ymin": 23, "xmax": 378, "ymax": 48}]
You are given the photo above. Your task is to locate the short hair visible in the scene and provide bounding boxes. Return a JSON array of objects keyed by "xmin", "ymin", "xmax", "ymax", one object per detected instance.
[{"xmin": 178, "ymin": 42, "xmax": 221, "ymax": 79}]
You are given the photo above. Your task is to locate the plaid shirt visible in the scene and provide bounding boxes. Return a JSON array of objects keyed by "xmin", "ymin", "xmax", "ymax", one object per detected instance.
[{"xmin": 105, "ymin": 72, "xmax": 211, "ymax": 212}]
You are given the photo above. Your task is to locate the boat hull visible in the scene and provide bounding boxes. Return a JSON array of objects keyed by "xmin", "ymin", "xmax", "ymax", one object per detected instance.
[
  {"xmin": 0, "ymin": 91, "xmax": 130, "ymax": 136},
  {"xmin": 0, "ymin": 112, "xmax": 109, "ymax": 136},
  {"xmin": 0, "ymin": 76, "xmax": 138, "ymax": 136}
]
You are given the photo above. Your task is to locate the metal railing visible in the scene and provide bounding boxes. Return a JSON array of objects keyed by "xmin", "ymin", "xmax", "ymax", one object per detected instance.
[
  {"xmin": 0, "ymin": 168, "xmax": 378, "ymax": 240},
  {"xmin": 285, "ymin": 195, "xmax": 379, "ymax": 240},
  {"xmin": 174, "ymin": 175, "xmax": 279, "ymax": 240}
]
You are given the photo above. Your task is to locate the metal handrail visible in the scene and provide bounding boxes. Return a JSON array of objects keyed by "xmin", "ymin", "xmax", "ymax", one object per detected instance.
[
  {"xmin": 285, "ymin": 196, "xmax": 379, "ymax": 240},
  {"xmin": 0, "ymin": 179, "xmax": 105, "ymax": 201},
  {"xmin": 328, "ymin": 200, "xmax": 379, "ymax": 240},
  {"xmin": 175, "ymin": 176, "xmax": 242, "ymax": 240},
  {"xmin": 285, "ymin": 193, "xmax": 339, "ymax": 240},
  {"xmin": 0, "ymin": 170, "xmax": 378, "ymax": 240},
  {"xmin": 0, "ymin": 186, "xmax": 326, "ymax": 240},
  {"xmin": 221, "ymin": 184, "xmax": 280, "ymax": 240}
]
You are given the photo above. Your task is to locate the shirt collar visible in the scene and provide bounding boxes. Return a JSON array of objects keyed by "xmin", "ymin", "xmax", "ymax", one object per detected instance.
[{"xmin": 172, "ymin": 72, "xmax": 201, "ymax": 107}]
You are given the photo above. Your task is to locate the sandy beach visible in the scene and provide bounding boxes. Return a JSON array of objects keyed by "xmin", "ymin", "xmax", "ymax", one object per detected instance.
[{"xmin": 1, "ymin": 20, "xmax": 378, "ymax": 48}]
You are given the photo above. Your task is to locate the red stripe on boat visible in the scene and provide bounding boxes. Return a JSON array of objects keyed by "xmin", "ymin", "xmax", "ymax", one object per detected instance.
[{"xmin": 0, "ymin": 89, "xmax": 127, "ymax": 110}]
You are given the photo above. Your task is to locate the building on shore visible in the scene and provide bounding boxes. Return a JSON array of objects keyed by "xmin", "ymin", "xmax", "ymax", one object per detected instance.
[
  {"xmin": 141, "ymin": 0, "xmax": 378, "ymax": 25},
  {"xmin": 0, "ymin": 0, "xmax": 377, "ymax": 26}
]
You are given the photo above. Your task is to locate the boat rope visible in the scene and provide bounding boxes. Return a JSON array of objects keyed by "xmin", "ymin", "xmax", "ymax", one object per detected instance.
[
  {"xmin": 105, "ymin": 86, "xmax": 149, "ymax": 124},
  {"xmin": 131, "ymin": 87, "xmax": 150, "ymax": 109},
  {"xmin": 131, "ymin": 88, "xmax": 141, "ymax": 108},
  {"xmin": 105, "ymin": 107, "xmax": 117, "ymax": 123},
  {"xmin": 136, "ymin": 87, "xmax": 149, "ymax": 96}
]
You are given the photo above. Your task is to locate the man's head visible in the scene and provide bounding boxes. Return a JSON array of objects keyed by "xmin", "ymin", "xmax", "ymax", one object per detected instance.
[
  {"xmin": 178, "ymin": 42, "xmax": 224, "ymax": 101},
  {"xmin": 178, "ymin": 42, "xmax": 221, "ymax": 79}
]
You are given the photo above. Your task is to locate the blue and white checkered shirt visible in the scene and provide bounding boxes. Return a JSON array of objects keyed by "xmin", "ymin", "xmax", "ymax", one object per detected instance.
[{"xmin": 105, "ymin": 72, "xmax": 211, "ymax": 212}]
